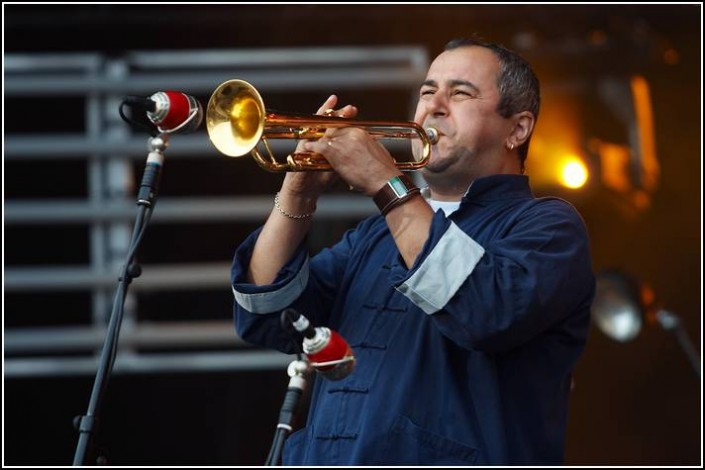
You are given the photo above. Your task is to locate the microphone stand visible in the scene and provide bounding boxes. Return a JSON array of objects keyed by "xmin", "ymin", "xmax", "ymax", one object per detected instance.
[
  {"xmin": 264, "ymin": 360, "xmax": 311, "ymax": 466},
  {"xmin": 72, "ymin": 134, "xmax": 169, "ymax": 465},
  {"xmin": 654, "ymin": 309, "xmax": 701, "ymax": 380},
  {"xmin": 264, "ymin": 311, "xmax": 312, "ymax": 466}
]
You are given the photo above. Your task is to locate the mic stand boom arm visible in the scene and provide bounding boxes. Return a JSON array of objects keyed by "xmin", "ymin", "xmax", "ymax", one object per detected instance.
[{"xmin": 72, "ymin": 134, "xmax": 169, "ymax": 465}]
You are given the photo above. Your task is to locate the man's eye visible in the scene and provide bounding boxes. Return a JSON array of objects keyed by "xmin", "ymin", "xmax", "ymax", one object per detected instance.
[
  {"xmin": 420, "ymin": 89, "xmax": 435, "ymax": 96},
  {"xmin": 453, "ymin": 90, "xmax": 472, "ymax": 97}
]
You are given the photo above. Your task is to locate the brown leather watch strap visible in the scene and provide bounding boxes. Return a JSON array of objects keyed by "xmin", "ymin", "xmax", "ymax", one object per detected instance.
[{"xmin": 373, "ymin": 174, "xmax": 421, "ymax": 216}]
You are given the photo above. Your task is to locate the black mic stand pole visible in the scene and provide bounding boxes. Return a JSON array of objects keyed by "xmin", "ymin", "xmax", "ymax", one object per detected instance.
[
  {"xmin": 265, "ymin": 359, "xmax": 311, "ymax": 466},
  {"xmin": 655, "ymin": 309, "xmax": 701, "ymax": 380},
  {"xmin": 73, "ymin": 134, "xmax": 169, "ymax": 465}
]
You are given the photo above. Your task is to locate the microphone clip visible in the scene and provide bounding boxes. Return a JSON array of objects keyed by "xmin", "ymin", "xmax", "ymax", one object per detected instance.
[{"xmin": 153, "ymin": 106, "xmax": 201, "ymax": 135}]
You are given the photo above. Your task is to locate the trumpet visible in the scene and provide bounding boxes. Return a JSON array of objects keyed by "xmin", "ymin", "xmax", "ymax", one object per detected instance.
[{"xmin": 206, "ymin": 79, "xmax": 438, "ymax": 172}]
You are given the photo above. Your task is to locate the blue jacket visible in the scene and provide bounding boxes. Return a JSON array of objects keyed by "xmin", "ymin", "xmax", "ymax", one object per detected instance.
[{"xmin": 231, "ymin": 174, "xmax": 595, "ymax": 465}]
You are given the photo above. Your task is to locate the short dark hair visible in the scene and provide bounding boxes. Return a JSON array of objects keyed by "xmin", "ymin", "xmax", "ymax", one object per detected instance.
[{"xmin": 444, "ymin": 37, "xmax": 541, "ymax": 171}]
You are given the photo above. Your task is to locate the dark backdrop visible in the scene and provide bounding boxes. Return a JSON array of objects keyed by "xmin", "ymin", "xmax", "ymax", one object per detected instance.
[{"xmin": 4, "ymin": 4, "xmax": 701, "ymax": 466}]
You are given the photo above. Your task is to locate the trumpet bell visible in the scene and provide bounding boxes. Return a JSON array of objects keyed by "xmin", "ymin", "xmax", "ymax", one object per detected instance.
[{"xmin": 207, "ymin": 80, "xmax": 265, "ymax": 157}]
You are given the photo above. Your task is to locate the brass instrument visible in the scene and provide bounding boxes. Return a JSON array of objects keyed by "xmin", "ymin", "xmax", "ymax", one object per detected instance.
[{"xmin": 206, "ymin": 79, "xmax": 438, "ymax": 172}]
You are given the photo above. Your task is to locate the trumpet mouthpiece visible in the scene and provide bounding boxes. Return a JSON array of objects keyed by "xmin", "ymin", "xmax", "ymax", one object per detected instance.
[{"xmin": 426, "ymin": 127, "xmax": 439, "ymax": 144}]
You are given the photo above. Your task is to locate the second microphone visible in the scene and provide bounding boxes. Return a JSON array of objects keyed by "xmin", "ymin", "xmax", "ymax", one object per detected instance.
[{"xmin": 285, "ymin": 308, "xmax": 355, "ymax": 381}]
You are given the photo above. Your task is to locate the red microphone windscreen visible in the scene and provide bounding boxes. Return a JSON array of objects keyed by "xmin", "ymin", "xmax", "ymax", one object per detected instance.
[{"xmin": 160, "ymin": 91, "xmax": 191, "ymax": 130}]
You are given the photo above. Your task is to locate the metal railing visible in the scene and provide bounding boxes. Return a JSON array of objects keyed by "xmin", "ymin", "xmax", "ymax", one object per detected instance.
[{"xmin": 4, "ymin": 46, "xmax": 429, "ymax": 377}]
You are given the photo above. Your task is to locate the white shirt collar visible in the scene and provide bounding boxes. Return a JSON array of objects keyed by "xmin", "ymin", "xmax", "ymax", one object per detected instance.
[{"xmin": 421, "ymin": 187, "xmax": 461, "ymax": 216}]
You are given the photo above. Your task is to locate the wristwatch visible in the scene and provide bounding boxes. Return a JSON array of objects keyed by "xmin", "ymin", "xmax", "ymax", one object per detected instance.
[{"xmin": 373, "ymin": 174, "xmax": 421, "ymax": 216}]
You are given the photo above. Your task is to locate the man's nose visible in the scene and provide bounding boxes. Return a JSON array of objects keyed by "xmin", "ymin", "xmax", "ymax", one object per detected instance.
[{"xmin": 425, "ymin": 92, "xmax": 448, "ymax": 117}]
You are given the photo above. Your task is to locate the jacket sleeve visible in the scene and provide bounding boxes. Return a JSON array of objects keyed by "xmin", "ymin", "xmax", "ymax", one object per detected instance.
[
  {"xmin": 231, "ymin": 223, "xmax": 362, "ymax": 353},
  {"xmin": 390, "ymin": 198, "xmax": 595, "ymax": 353}
]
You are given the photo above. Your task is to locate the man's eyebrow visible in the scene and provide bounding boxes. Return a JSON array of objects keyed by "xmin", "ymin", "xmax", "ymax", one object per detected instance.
[
  {"xmin": 449, "ymin": 79, "xmax": 480, "ymax": 94},
  {"xmin": 420, "ymin": 79, "xmax": 480, "ymax": 94}
]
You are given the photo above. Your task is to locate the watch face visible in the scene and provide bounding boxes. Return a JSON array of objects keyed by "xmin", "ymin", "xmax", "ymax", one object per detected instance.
[{"xmin": 389, "ymin": 176, "xmax": 408, "ymax": 197}]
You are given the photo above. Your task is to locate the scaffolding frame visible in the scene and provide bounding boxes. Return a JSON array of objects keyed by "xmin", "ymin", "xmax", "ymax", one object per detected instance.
[{"xmin": 4, "ymin": 46, "xmax": 429, "ymax": 377}]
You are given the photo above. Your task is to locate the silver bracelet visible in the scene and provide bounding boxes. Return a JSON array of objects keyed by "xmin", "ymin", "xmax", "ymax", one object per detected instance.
[{"xmin": 274, "ymin": 192, "xmax": 316, "ymax": 220}]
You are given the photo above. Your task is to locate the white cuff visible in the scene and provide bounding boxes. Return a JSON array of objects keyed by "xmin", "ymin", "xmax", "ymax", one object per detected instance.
[
  {"xmin": 396, "ymin": 222, "xmax": 485, "ymax": 314},
  {"xmin": 233, "ymin": 258, "xmax": 309, "ymax": 314}
]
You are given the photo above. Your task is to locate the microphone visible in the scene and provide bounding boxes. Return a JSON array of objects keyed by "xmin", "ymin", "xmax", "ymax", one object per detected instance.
[
  {"xmin": 124, "ymin": 91, "xmax": 203, "ymax": 134},
  {"xmin": 285, "ymin": 309, "xmax": 355, "ymax": 381}
]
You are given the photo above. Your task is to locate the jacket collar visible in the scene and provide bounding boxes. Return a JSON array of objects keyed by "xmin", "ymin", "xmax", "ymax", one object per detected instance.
[
  {"xmin": 421, "ymin": 174, "xmax": 533, "ymax": 206},
  {"xmin": 461, "ymin": 174, "xmax": 533, "ymax": 203}
]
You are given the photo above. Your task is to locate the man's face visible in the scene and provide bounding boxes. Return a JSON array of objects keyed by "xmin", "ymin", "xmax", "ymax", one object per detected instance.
[{"xmin": 413, "ymin": 46, "xmax": 513, "ymax": 180}]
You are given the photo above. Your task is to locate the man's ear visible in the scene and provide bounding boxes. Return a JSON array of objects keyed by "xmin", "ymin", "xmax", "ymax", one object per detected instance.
[{"xmin": 510, "ymin": 111, "xmax": 535, "ymax": 147}]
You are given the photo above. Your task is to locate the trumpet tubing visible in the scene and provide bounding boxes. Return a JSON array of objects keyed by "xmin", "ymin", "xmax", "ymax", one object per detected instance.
[{"xmin": 206, "ymin": 79, "xmax": 437, "ymax": 172}]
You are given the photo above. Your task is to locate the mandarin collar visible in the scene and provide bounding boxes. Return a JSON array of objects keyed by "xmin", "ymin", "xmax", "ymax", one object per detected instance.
[
  {"xmin": 420, "ymin": 174, "xmax": 533, "ymax": 206},
  {"xmin": 461, "ymin": 174, "xmax": 533, "ymax": 203}
]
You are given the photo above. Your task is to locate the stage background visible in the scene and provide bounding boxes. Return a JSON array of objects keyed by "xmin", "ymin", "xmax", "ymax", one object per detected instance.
[{"xmin": 4, "ymin": 4, "xmax": 702, "ymax": 465}]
